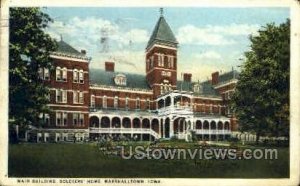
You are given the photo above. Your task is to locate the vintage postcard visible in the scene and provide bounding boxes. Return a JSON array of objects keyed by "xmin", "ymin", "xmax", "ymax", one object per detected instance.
[{"xmin": 0, "ymin": 0, "xmax": 299, "ymax": 186}]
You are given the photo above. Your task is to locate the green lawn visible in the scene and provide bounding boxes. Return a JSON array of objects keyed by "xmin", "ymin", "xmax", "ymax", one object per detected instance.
[{"xmin": 8, "ymin": 142, "xmax": 289, "ymax": 178}]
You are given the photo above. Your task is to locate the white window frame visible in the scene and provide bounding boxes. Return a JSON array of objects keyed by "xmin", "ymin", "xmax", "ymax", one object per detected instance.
[
  {"xmin": 44, "ymin": 68, "xmax": 50, "ymax": 80},
  {"xmin": 114, "ymin": 96, "xmax": 118, "ymax": 109},
  {"xmin": 90, "ymin": 95, "xmax": 95, "ymax": 108},
  {"xmin": 62, "ymin": 90, "xmax": 67, "ymax": 103},
  {"xmin": 79, "ymin": 114, "xmax": 84, "ymax": 126},
  {"xmin": 125, "ymin": 97, "xmax": 129, "ymax": 109},
  {"xmin": 103, "ymin": 95, "xmax": 107, "ymax": 108},
  {"xmin": 63, "ymin": 112, "xmax": 68, "ymax": 126},
  {"xmin": 79, "ymin": 70, "xmax": 84, "ymax": 84},
  {"xmin": 73, "ymin": 113, "xmax": 78, "ymax": 125},
  {"xmin": 56, "ymin": 112, "xmax": 62, "ymax": 126},
  {"xmin": 56, "ymin": 67, "xmax": 62, "ymax": 81},
  {"xmin": 136, "ymin": 97, "xmax": 140, "ymax": 110},
  {"xmin": 79, "ymin": 92, "xmax": 84, "ymax": 104},
  {"xmin": 73, "ymin": 69, "xmax": 78, "ymax": 83},
  {"xmin": 62, "ymin": 67, "xmax": 67, "ymax": 82},
  {"xmin": 56, "ymin": 89, "xmax": 62, "ymax": 103}
]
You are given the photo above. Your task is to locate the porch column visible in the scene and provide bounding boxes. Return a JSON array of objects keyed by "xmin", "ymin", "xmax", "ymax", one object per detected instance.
[
  {"xmin": 169, "ymin": 118, "xmax": 174, "ymax": 138},
  {"xmin": 209, "ymin": 121, "xmax": 211, "ymax": 141}
]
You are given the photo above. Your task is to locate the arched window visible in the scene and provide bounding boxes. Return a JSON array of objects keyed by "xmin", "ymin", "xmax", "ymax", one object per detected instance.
[
  {"xmin": 79, "ymin": 70, "xmax": 84, "ymax": 83},
  {"xmin": 73, "ymin": 69, "xmax": 78, "ymax": 83},
  {"xmin": 56, "ymin": 67, "xmax": 62, "ymax": 81},
  {"xmin": 62, "ymin": 67, "xmax": 67, "ymax": 81}
]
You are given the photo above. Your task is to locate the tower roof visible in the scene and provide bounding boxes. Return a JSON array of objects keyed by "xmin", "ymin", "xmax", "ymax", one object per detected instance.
[{"xmin": 146, "ymin": 12, "xmax": 178, "ymax": 49}]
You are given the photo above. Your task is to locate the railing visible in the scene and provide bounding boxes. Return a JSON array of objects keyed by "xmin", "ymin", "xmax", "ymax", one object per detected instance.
[
  {"xmin": 89, "ymin": 127, "xmax": 160, "ymax": 139},
  {"xmin": 158, "ymin": 105, "xmax": 193, "ymax": 116},
  {"xmin": 194, "ymin": 129, "xmax": 231, "ymax": 135}
]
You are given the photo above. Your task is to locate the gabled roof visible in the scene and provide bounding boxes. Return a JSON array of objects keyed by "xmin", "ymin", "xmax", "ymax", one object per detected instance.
[
  {"xmin": 146, "ymin": 15, "xmax": 178, "ymax": 49},
  {"xmin": 89, "ymin": 69, "xmax": 151, "ymax": 90},
  {"xmin": 57, "ymin": 40, "xmax": 84, "ymax": 56}
]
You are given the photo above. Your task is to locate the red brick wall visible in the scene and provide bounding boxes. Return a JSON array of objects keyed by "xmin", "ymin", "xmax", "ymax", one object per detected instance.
[{"xmin": 44, "ymin": 56, "xmax": 90, "ymax": 129}]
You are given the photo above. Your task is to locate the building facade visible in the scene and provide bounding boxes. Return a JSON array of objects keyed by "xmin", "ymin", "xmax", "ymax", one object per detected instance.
[{"xmin": 28, "ymin": 11, "xmax": 239, "ymax": 142}]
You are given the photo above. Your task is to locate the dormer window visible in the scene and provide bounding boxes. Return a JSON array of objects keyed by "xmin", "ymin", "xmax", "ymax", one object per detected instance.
[{"xmin": 114, "ymin": 74, "xmax": 127, "ymax": 86}]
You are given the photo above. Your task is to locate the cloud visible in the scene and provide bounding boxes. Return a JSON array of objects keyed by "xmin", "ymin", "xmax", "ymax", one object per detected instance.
[
  {"xmin": 176, "ymin": 23, "xmax": 259, "ymax": 46},
  {"xmin": 45, "ymin": 16, "xmax": 149, "ymax": 54}
]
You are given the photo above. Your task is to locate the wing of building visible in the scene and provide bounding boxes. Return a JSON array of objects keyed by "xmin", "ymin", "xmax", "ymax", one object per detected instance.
[{"xmin": 27, "ymin": 10, "xmax": 239, "ymax": 142}]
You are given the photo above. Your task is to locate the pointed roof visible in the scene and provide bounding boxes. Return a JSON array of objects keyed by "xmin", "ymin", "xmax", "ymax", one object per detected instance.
[{"xmin": 146, "ymin": 13, "xmax": 178, "ymax": 49}]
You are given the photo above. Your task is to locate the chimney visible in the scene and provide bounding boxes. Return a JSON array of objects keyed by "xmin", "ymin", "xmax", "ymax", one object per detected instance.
[
  {"xmin": 211, "ymin": 71, "xmax": 219, "ymax": 85},
  {"xmin": 183, "ymin": 73, "xmax": 192, "ymax": 82},
  {"xmin": 105, "ymin": 62, "xmax": 115, "ymax": 72},
  {"xmin": 81, "ymin": 50, "xmax": 86, "ymax": 55}
]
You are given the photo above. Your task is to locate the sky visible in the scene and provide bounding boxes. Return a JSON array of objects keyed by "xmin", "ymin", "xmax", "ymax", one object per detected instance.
[{"xmin": 43, "ymin": 7, "xmax": 289, "ymax": 82}]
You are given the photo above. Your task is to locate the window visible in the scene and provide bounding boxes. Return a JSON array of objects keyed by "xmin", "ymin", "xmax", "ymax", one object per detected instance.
[
  {"xmin": 40, "ymin": 113, "xmax": 50, "ymax": 125},
  {"xmin": 44, "ymin": 68, "xmax": 50, "ymax": 80},
  {"xmin": 62, "ymin": 67, "xmax": 67, "ymax": 81},
  {"xmin": 73, "ymin": 69, "xmax": 78, "ymax": 83},
  {"xmin": 103, "ymin": 96, "xmax": 107, "ymax": 108},
  {"xmin": 79, "ymin": 114, "xmax": 84, "ymax": 126},
  {"xmin": 114, "ymin": 74, "xmax": 127, "ymax": 86},
  {"xmin": 45, "ymin": 114, "xmax": 50, "ymax": 125},
  {"xmin": 73, "ymin": 113, "xmax": 78, "ymax": 125},
  {"xmin": 168, "ymin": 56, "xmax": 174, "ymax": 68},
  {"xmin": 73, "ymin": 91, "xmax": 78, "ymax": 103},
  {"xmin": 56, "ymin": 89, "xmax": 67, "ymax": 103},
  {"xmin": 160, "ymin": 84, "xmax": 164, "ymax": 95},
  {"xmin": 56, "ymin": 112, "xmax": 62, "ymax": 126},
  {"xmin": 158, "ymin": 53, "xmax": 164, "ymax": 67},
  {"xmin": 38, "ymin": 68, "xmax": 50, "ymax": 80},
  {"xmin": 73, "ymin": 113, "xmax": 84, "ymax": 126},
  {"xmin": 150, "ymin": 56, "xmax": 154, "ymax": 68},
  {"xmin": 146, "ymin": 99, "xmax": 150, "ymax": 110},
  {"xmin": 90, "ymin": 95, "xmax": 95, "ymax": 108},
  {"xmin": 114, "ymin": 96, "xmax": 118, "ymax": 108},
  {"xmin": 136, "ymin": 98, "xmax": 140, "ymax": 109},
  {"xmin": 125, "ymin": 97, "xmax": 129, "ymax": 109},
  {"xmin": 79, "ymin": 92, "xmax": 84, "ymax": 104},
  {"xmin": 79, "ymin": 70, "xmax": 84, "ymax": 83},
  {"xmin": 63, "ymin": 112, "xmax": 68, "ymax": 126},
  {"xmin": 56, "ymin": 67, "xmax": 62, "ymax": 81},
  {"xmin": 62, "ymin": 90, "xmax": 67, "ymax": 103}
]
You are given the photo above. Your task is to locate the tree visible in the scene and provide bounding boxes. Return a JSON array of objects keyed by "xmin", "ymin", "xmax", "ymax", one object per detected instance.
[
  {"xmin": 9, "ymin": 8, "xmax": 57, "ymax": 129},
  {"xmin": 231, "ymin": 20, "xmax": 290, "ymax": 143}
]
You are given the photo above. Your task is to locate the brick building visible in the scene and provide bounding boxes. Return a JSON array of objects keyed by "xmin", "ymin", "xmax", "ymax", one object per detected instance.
[{"xmin": 28, "ymin": 10, "xmax": 238, "ymax": 142}]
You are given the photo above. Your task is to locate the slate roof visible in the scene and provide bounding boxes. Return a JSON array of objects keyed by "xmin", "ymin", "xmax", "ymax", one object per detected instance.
[
  {"xmin": 146, "ymin": 15, "xmax": 178, "ymax": 49},
  {"xmin": 176, "ymin": 80, "xmax": 220, "ymax": 97},
  {"xmin": 89, "ymin": 69, "xmax": 150, "ymax": 90},
  {"xmin": 56, "ymin": 40, "xmax": 85, "ymax": 56}
]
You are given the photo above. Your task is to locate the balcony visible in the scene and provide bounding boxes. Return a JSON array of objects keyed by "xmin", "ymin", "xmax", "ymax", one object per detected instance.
[{"xmin": 157, "ymin": 105, "xmax": 193, "ymax": 116}]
